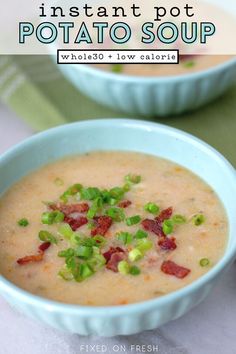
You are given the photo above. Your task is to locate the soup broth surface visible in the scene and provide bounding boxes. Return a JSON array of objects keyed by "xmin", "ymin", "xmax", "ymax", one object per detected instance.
[{"xmin": 0, "ymin": 151, "xmax": 228, "ymax": 306}]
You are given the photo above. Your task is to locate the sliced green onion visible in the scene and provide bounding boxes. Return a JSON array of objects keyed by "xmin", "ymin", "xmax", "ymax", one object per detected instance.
[
  {"xmin": 118, "ymin": 260, "xmax": 130, "ymax": 275},
  {"xmin": 108, "ymin": 198, "xmax": 117, "ymax": 206},
  {"xmin": 109, "ymin": 187, "xmax": 125, "ymax": 200},
  {"xmin": 75, "ymin": 245, "xmax": 93, "ymax": 259},
  {"xmin": 129, "ymin": 265, "xmax": 141, "ymax": 276},
  {"xmin": 93, "ymin": 235, "xmax": 107, "ymax": 247},
  {"xmin": 88, "ymin": 254, "xmax": 106, "ymax": 270},
  {"xmin": 183, "ymin": 60, "xmax": 195, "ymax": 68},
  {"xmin": 78, "ymin": 263, "xmax": 94, "ymax": 280},
  {"xmin": 162, "ymin": 219, "xmax": 174, "ymax": 235},
  {"xmin": 192, "ymin": 214, "xmax": 205, "ymax": 226},
  {"xmin": 117, "ymin": 231, "xmax": 133, "ymax": 245},
  {"xmin": 134, "ymin": 229, "xmax": 148, "ymax": 239},
  {"xmin": 39, "ymin": 230, "xmax": 58, "ymax": 244},
  {"xmin": 60, "ymin": 184, "xmax": 82, "ymax": 203},
  {"xmin": 122, "ymin": 183, "xmax": 131, "ymax": 192},
  {"xmin": 144, "ymin": 202, "xmax": 160, "ymax": 214},
  {"xmin": 80, "ymin": 187, "xmax": 101, "ymax": 201},
  {"xmin": 111, "ymin": 64, "xmax": 123, "ymax": 73},
  {"xmin": 128, "ymin": 248, "xmax": 143, "ymax": 262},
  {"xmin": 126, "ymin": 215, "xmax": 141, "ymax": 226},
  {"xmin": 58, "ymin": 248, "xmax": 75, "ymax": 258},
  {"xmin": 18, "ymin": 218, "xmax": 29, "ymax": 227},
  {"xmin": 136, "ymin": 239, "xmax": 153, "ymax": 253},
  {"xmin": 106, "ymin": 207, "xmax": 125, "ymax": 222},
  {"xmin": 87, "ymin": 207, "xmax": 97, "ymax": 219},
  {"xmin": 172, "ymin": 214, "xmax": 187, "ymax": 225},
  {"xmin": 41, "ymin": 211, "xmax": 64, "ymax": 225},
  {"xmin": 58, "ymin": 223, "xmax": 73, "ymax": 239},
  {"xmin": 58, "ymin": 265, "xmax": 73, "ymax": 281},
  {"xmin": 125, "ymin": 174, "xmax": 141, "ymax": 184},
  {"xmin": 200, "ymin": 258, "xmax": 210, "ymax": 267},
  {"xmin": 54, "ymin": 177, "xmax": 64, "ymax": 186}
]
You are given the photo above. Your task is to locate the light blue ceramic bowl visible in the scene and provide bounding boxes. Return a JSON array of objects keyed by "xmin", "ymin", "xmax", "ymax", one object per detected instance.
[
  {"xmin": 0, "ymin": 119, "xmax": 236, "ymax": 336},
  {"xmin": 57, "ymin": 58, "xmax": 236, "ymax": 116}
]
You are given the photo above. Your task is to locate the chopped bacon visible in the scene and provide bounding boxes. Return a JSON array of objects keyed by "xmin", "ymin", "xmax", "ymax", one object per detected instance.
[
  {"xmin": 103, "ymin": 247, "xmax": 125, "ymax": 262},
  {"xmin": 155, "ymin": 207, "xmax": 173, "ymax": 223},
  {"xmin": 91, "ymin": 216, "xmax": 112, "ymax": 236},
  {"xmin": 17, "ymin": 254, "xmax": 43, "ymax": 265},
  {"xmin": 50, "ymin": 202, "xmax": 89, "ymax": 215},
  {"xmin": 118, "ymin": 200, "xmax": 132, "ymax": 208},
  {"xmin": 141, "ymin": 219, "xmax": 165, "ymax": 237},
  {"xmin": 64, "ymin": 215, "xmax": 88, "ymax": 231},
  {"xmin": 161, "ymin": 260, "xmax": 190, "ymax": 279},
  {"xmin": 38, "ymin": 242, "xmax": 51, "ymax": 252},
  {"xmin": 17, "ymin": 242, "xmax": 51, "ymax": 266},
  {"xmin": 158, "ymin": 237, "xmax": 177, "ymax": 251},
  {"xmin": 106, "ymin": 252, "xmax": 126, "ymax": 272}
]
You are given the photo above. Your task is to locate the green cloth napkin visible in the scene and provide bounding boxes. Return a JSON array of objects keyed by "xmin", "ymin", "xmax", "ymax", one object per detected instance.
[{"xmin": 0, "ymin": 55, "xmax": 236, "ymax": 166}]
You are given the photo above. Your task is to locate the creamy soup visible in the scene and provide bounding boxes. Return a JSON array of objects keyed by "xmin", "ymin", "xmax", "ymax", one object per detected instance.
[
  {"xmin": 0, "ymin": 152, "xmax": 228, "ymax": 306},
  {"xmin": 94, "ymin": 55, "xmax": 233, "ymax": 76}
]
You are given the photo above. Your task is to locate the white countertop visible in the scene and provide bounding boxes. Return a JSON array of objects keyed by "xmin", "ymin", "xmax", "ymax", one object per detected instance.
[{"xmin": 0, "ymin": 103, "xmax": 235, "ymax": 354}]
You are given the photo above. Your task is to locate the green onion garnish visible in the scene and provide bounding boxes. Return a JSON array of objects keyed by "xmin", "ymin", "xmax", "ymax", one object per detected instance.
[
  {"xmin": 77, "ymin": 263, "xmax": 94, "ymax": 281},
  {"xmin": 18, "ymin": 218, "xmax": 29, "ymax": 227},
  {"xmin": 106, "ymin": 207, "xmax": 125, "ymax": 222},
  {"xmin": 200, "ymin": 258, "xmax": 210, "ymax": 267},
  {"xmin": 58, "ymin": 223, "xmax": 74, "ymax": 239},
  {"xmin": 125, "ymin": 174, "xmax": 141, "ymax": 184},
  {"xmin": 58, "ymin": 248, "xmax": 75, "ymax": 258},
  {"xmin": 134, "ymin": 229, "xmax": 148, "ymax": 239},
  {"xmin": 118, "ymin": 260, "xmax": 130, "ymax": 275},
  {"xmin": 87, "ymin": 207, "xmax": 97, "ymax": 219},
  {"xmin": 54, "ymin": 177, "xmax": 64, "ymax": 186},
  {"xmin": 128, "ymin": 248, "xmax": 143, "ymax": 262},
  {"xmin": 117, "ymin": 231, "xmax": 133, "ymax": 245},
  {"xmin": 136, "ymin": 239, "xmax": 153, "ymax": 253},
  {"xmin": 80, "ymin": 187, "xmax": 101, "ymax": 201},
  {"xmin": 126, "ymin": 215, "xmax": 141, "ymax": 226},
  {"xmin": 183, "ymin": 60, "xmax": 195, "ymax": 68},
  {"xmin": 41, "ymin": 211, "xmax": 64, "ymax": 225},
  {"xmin": 144, "ymin": 202, "xmax": 160, "ymax": 215},
  {"xmin": 75, "ymin": 245, "xmax": 93, "ymax": 259},
  {"xmin": 192, "ymin": 214, "xmax": 205, "ymax": 226},
  {"xmin": 122, "ymin": 183, "xmax": 131, "ymax": 192},
  {"xmin": 58, "ymin": 265, "xmax": 73, "ymax": 281},
  {"xmin": 162, "ymin": 219, "xmax": 174, "ymax": 235},
  {"xmin": 39, "ymin": 230, "xmax": 58, "ymax": 244},
  {"xmin": 109, "ymin": 187, "xmax": 125, "ymax": 200},
  {"xmin": 93, "ymin": 235, "xmax": 107, "ymax": 247},
  {"xmin": 111, "ymin": 64, "xmax": 123, "ymax": 73},
  {"xmin": 129, "ymin": 265, "xmax": 141, "ymax": 276},
  {"xmin": 172, "ymin": 214, "xmax": 186, "ymax": 225},
  {"xmin": 60, "ymin": 183, "xmax": 82, "ymax": 203},
  {"xmin": 88, "ymin": 254, "xmax": 106, "ymax": 270}
]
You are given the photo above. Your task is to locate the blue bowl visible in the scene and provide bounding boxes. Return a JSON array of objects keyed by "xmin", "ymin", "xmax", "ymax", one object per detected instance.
[
  {"xmin": 0, "ymin": 119, "xmax": 236, "ymax": 336},
  {"xmin": 57, "ymin": 59, "xmax": 236, "ymax": 116}
]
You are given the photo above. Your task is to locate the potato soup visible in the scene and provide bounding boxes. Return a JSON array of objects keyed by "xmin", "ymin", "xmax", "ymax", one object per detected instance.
[
  {"xmin": 0, "ymin": 151, "xmax": 228, "ymax": 306},
  {"xmin": 94, "ymin": 55, "xmax": 233, "ymax": 76}
]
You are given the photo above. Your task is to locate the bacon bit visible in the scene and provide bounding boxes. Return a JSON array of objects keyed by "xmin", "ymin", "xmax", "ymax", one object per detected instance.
[
  {"xmin": 158, "ymin": 237, "xmax": 177, "ymax": 251},
  {"xmin": 38, "ymin": 242, "xmax": 51, "ymax": 252},
  {"xmin": 91, "ymin": 216, "xmax": 112, "ymax": 236},
  {"xmin": 50, "ymin": 203, "xmax": 89, "ymax": 215},
  {"xmin": 17, "ymin": 242, "xmax": 51, "ymax": 265},
  {"xmin": 103, "ymin": 247, "xmax": 125, "ymax": 262},
  {"xmin": 161, "ymin": 260, "xmax": 190, "ymax": 279},
  {"xmin": 118, "ymin": 200, "xmax": 132, "ymax": 208},
  {"xmin": 17, "ymin": 253, "xmax": 43, "ymax": 265},
  {"xmin": 155, "ymin": 207, "xmax": 173, "ymax": 223},
  {"xmin": 142, "ymin": 219, "xmax": 165, "ymax": 237},
  {"xmin": 64, "ymin": 216, "xmax": 88, "ymax": 231},
  {"xmin": 106, "ymin": 252, "xmax": 126, "ymax": 272}
]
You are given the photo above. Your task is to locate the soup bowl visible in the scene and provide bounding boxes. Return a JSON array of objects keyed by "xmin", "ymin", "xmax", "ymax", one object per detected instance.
[
  {"xmin": 57, "ymin": 58, "xmax": 236, "ymax": 116},
  {"xmin": 0, "ymin": 119, "xmax": 236, "ymax": 336}
]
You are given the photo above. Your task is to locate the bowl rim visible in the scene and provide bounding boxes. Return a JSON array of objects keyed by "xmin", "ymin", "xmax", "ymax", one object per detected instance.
[
  {"xmin": 0, "ymin": 118, "xmax": 236, "ymax": 316},
  {"xmin": 69, "ymin": 56, "xmax": 236, "ymax": 83}
]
